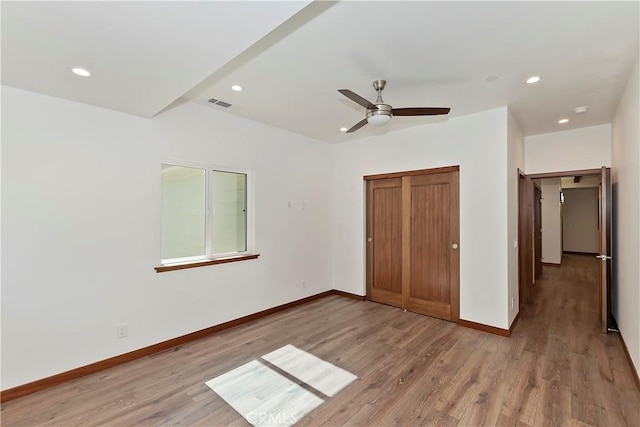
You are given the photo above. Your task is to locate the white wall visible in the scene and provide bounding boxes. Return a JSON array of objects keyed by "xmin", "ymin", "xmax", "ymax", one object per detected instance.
[
  {"xmin": 540, "ymin": 179, "xmax": 562, "ymax": 264},
  {"xmin": 507, "ymin": 110, "xmax": 525, "ymax": 325},
  {"xmin": 1, "ymin": 86, "xmax": 333, "ymax": 389},
  {"xmin": 332, "ymin": 107, "xmax": 512, "ymax": 329},
  {"xmin": 525, "ymin": 124, "xmax": 612, "ymax": 174},
  {"xmin": 611, "ymin": 58, "xmax": 639, "ymax": 375},
  {"xmin": 562, "ymin": 188, "xmax": 600, "ymax": 253}
]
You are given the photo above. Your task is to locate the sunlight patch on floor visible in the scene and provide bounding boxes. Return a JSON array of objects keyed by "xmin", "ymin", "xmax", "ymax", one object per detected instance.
[
  {"xmin": 205, "ymin": 344, "xmax": 357, "ymax": 426},
  {"xmin": 262, "ymin": 344, "xmax": 357, "ymax": 397}
]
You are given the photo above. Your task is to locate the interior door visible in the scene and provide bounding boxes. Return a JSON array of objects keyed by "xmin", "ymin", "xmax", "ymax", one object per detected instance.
[
  {"xmin": 598, "ymin": 167, "xmax": 612, "ymax": 333},
  {"xmin": 404, "ymin": 172, "xmax": 460, "ymax": 321},
  {"xmin": 518, "ymin": 174, "xmax": 534, "ymax": 305},
  {"xmin": 367, "ymin": 178, "xmax": 403, "ymax": 308},
  {"xmin": 534, "ymin": 184, "xmax": 543, "ymax": 280}
]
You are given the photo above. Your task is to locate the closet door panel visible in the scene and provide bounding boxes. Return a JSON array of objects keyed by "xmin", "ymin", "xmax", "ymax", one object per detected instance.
[
  {"xmin": 367, "ymin": 178, "xmax": 403, "ymax": 307},
  {"xmin": 409, "ymin": 180, "xmax": 450, "ymax": 302}
]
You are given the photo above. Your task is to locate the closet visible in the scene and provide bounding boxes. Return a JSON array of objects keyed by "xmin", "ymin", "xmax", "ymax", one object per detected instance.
[{"xmin": 365, "ymin": 166, "xmax": 460, "ymax": 322}]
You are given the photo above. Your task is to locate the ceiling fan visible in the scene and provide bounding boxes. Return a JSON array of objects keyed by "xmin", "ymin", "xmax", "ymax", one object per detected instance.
[{"xmin": 338, "ymin": 80, "xmax": 450, "ymax": 133}]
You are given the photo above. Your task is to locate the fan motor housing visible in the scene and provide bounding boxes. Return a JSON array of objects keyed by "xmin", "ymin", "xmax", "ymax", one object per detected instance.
[{"xmin": 367, "ymin": 104, "xmax": 392, "ymax": 120}]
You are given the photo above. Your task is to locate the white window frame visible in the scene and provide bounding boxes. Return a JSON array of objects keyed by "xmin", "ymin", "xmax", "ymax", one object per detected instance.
[{"xmin": 161, "ymin": 158, "xmax": 255, "ymax": 265}]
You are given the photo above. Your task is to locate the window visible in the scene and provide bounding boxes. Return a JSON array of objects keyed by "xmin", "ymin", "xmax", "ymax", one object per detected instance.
[
  {"xmin": 211, "ymin": 170, "xmax": 247, "ymax": 254},
  {"xmin": 160, "ymin": 160, "xmax": 254, "ymax": 267},
  {"xmin": 161, "ymin": 164, "xmax": 206, "ymax": 260}
]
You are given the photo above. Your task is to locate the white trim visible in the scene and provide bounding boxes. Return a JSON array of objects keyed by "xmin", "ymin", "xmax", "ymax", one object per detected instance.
[
  {"xmin": 246, "ymin": 170, "xmax": 256, "ymax": 253},
  {"xmin": 211, "ymin": 165, "xmax": 249, "ymax": 175},
  {"xmin": 160, "ymin": 255, "xmax": 208, "ymax": 265},
  {"xmin": 161, "ymin": 157, "xmax": 209, "ymax": 170}
]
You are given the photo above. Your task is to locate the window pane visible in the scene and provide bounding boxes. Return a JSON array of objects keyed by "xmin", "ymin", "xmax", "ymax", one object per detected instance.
[
  {"xmin": 212, "ymin": 170, "xmax": 247, "ymax": 253},
  {"xmin": 161, "ymin": 165, "xmax": 206, "ymax": 260}
]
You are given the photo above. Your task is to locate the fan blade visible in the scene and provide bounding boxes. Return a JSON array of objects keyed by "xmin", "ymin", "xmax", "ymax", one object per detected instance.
[
  {"xmin": 346, "ymin": 118, "xmax": 368, "ymax": 133},
  {"xmin": 339, "ymin": 89, "xmax": 376, "ymax": 110},
  {"xmin": 392, "ymin": 107, "xmax": 450, "ymax": 116}
]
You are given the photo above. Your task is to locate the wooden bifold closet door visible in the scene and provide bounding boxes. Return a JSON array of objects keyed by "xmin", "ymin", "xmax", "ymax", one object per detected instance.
[{"xmin": 366, "ymin": 167, "xmax": 460, "ymax": 322}]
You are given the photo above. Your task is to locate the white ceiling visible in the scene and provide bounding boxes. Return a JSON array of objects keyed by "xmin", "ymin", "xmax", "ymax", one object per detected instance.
[
  {"xmin": 2, "ymin": 1, "xmax": 638, "ymax": 143},
  {"xmin": 1, "ymin": 1, "xmax": 310, "ymax": 118}
]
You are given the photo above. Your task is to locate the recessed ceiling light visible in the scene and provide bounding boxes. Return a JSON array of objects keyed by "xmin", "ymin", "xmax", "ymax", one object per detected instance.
[
  {"xmin": 71, "ymin": 67, "xmax": 91, "ymax": 77},
  {"xmin": 574, "ymin": 106, "xmax": 588, "ymax": 114},
  {"xmin": 231, "ymin": 85, "xmax": 243, "ymax": 92},
  {"xmin": 340, "ymin": 127, "xmax": 348, "ymax": 132},
  {"xmin": 558, "ymin": 118, "xmax": 569, "ymax": 124},
  {"xmin": 485, "ymin": 75, "xmax": 498, "ymax": 82},
  {"xmin": 526, "ymin": 76, "xmax": 541, "ymax": 84}
]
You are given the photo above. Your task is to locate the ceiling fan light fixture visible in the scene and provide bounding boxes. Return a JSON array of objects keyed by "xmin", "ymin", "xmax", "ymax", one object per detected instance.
[
  {"xmin": 367, "ymin": 111, "xmax": 392, "ymax": 126},
  {"xmin": 366, "ymin": 103, "xmax": 392, "ymax": 126},
  {"xmin": 338, "ymin": 80, "xmax": 450, "ymax": 133}
]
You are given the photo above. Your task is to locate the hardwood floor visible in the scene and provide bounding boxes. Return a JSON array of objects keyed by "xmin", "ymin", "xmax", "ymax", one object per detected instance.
[{"xmin": 2, "ymin": 254, "xmax": 639, "ymax": 426}]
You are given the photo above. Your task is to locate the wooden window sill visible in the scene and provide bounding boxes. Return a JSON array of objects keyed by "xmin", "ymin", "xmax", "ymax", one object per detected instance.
[{"xmin": 155, "ymin": 254, "xmax": 260, "ymax": 273}]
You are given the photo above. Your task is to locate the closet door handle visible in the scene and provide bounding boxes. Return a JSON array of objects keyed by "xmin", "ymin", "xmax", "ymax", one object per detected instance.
[{"xmin": 452, "ymin": 243, "xmax": 458, "ymax": 249}]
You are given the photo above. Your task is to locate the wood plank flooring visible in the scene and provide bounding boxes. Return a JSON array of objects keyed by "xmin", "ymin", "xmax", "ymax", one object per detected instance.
[{"xmin": 2, "ymin": 254, "xmax": 639, "ymax": 426}]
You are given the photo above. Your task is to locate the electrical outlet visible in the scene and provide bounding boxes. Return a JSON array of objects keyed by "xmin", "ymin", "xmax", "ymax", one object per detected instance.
[
  {"xmin": 301, "ymin": 280, "xmax": 306, "ymax": 289},
  {"xmin": 117, "ymin": 324, "xmax": 128, "ymax": 339},
  {"xmin": 511, "ymin": 298, "xmax": 515, "ymax": 310}
]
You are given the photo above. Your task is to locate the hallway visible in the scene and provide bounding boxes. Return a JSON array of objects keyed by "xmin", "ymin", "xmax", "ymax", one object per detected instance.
[{"xmin": 513, "ymin": 254, "xmax": 640, "ymax": 425}]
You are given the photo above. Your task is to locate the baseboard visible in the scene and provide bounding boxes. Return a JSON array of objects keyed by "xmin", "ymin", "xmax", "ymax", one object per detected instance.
[
  {"xmin": 617, "ymin": 330, "xmax": 640, "ymax": 392},
  {"xmin": 458, "ymin": 318, "xmax": 513, "ymax": 337},
  {"xmin": 2, "ymin": 290, "xmax": 344, "ymax": 403},
  {"xmin": 331, "ymin": 289, "xmax": 365, "ymax": 301},
  {"xmin": 509, "ymin": 312, "xmax": 521, "ymax": 334},
  {"xmin": 542, "ymin": 262, "xmax": 562, "ymax": 267}
]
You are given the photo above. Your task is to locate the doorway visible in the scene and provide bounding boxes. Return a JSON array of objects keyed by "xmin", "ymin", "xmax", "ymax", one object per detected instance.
[
  {"xmin": 365, "ymin": 166, "xmax": 460, "ymax": 322},
  {"xmin": 520, "ymin": 167, "xmax": 612, "ymax": 333}
]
